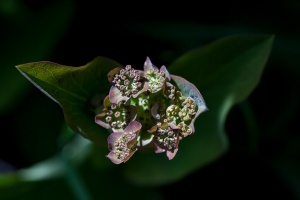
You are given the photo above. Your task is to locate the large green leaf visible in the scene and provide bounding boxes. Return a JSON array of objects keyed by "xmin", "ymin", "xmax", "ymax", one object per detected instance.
[
  {"xmin": 122, "ymin": 35, "xmax": 274, "ymax": 185},
  {"xmin": 0, "ymin": 0, "xmax": 75, "ymax": 115},
  {"xmin": 16, "ymin": 57, "xmax": 122, "ymax": 146},
  {"xmin": 16, "ymin": 34, "xmax": 274, "ymax": 187}
]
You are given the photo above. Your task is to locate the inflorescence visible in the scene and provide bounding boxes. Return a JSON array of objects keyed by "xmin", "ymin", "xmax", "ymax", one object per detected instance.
[{"xmin": 95, "ymin": 57, "xmax": 208, "ymax": 164}]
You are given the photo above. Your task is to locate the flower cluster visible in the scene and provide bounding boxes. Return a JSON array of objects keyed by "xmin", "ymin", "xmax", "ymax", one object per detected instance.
[{"xmin": 95, "ymin": 57, "xmax": 208, "ymax": 164}]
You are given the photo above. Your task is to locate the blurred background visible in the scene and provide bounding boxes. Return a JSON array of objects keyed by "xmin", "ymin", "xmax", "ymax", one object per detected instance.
[{"xmin": 1, "ymin": 0, "xmax": 300, "ymax": 199}]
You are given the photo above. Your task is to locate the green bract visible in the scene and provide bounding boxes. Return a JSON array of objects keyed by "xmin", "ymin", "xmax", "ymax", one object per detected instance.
[{"xmin": 95, "ymin": 57, "xmax": 208, "ymax": 164}]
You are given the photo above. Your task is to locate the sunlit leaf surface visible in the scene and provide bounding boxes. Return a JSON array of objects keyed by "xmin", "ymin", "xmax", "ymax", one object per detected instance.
[{"xmin": 16, "ymin": 57, "xmax": 122, "ymax": 145}]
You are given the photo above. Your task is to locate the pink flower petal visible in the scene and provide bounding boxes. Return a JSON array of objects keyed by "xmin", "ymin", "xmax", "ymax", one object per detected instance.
[
  {"xmin": 124, "ymin": 121, "xmax": 142, "ymax": 135},
  {"xmin": 95, "ymin": 113, "xmax": 111, "ymax": 130},
  {"xmin": 160, "ymin": 65, "xmax": 171, "ymax": 81},
  {"xmin": 168, "ymin": 123, "xmax": 179, "ymax": 130},
  {"xmin": 151, "ymin": 102, "xmax": 160, "ymax": 119},
  {"xmin": 106, "ymin": 122, "xmax": 141, "ymax": 164},
  {"xmin": 124, "ymin": 121, "xmax": 141, "ymax": 148},
  {"xmin": 109, "ymin": 86, "xmax": 129, "ymax": 104},
  {"xmin": 132, "ymin": 81, "xmax": 149, "ymax": 98},
  {"xmin": 166, "ymin": 148, "xmax": 178, "ymax": 160},
  {"xmin": 106, "ymin": 152, "xmax": 123, "ymax": 164},
  {"xmin": 107, "ymin": 131, "xmax": 124, "ymax": 151},
  {"xmin": 144, "ymin": 56, "xmax": 158, "ymax": 72},
  {"xmin": 153, "ymin": 142, "xmax": 165, "ymax": 153}
]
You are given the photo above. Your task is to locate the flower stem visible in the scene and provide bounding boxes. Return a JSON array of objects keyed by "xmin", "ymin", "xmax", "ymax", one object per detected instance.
[
  {"xmin": 58, "ymin": 123, "xmax": 93, "ymax": 200},
  {"xmin": 61, "ymin": 151, "xmax": 93, "ymax": 200}
]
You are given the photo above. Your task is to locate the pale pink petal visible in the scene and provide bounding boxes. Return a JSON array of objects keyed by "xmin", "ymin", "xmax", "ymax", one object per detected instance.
[
  {"xmin": 166, "ymin": 148, "xmax": 178, "ymax": 160},
  {"xmin": 109, "ymin": 86, "xmax": 129, "ymax": 104},
  {"xmin": 95, "ymin": 113, "xmax": 111, "ymax": 129},
  {"xmin": 132, "ymin": 81, "xmax": 149, "ymax": 98},
  {"xmin": 151, "ymin": 102, "xmax": 160, "ymax": 119},
  {"xmin": 107, "ymin": 132, "xmax": 124, "ymax": 151},
  {"xmin": 188, "ymin": 124, "xmax": 195, "ymax": 134},
  {"xmin": 106, "ymin": 152, "xmax": 123, "ymax": 164},
  {"xmin": 153, "ymin": 142, "xmax": 165, "ymax": 153},
  {"xmin": 168, "ymin": 123, "xmax": 179, "ymax": 130},
  {"xmin": 160, "ymin": 65, "xmax": 171, "ymax": 81},
  {"xmin": 124, "ymin": 121, "xmax": 142, "ymax": 135},
  {"xmin": 144, "ymin": 56, "xmax": 158, "ymax": 72},
  {"xmin": 124, "ymin": 121, "xmax": 141, "ymax": 147}
]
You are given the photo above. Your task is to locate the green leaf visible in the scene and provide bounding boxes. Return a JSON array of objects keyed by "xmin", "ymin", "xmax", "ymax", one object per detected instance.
[
  {"xmin": 16, "ymin": 34, "xmax": 274, "ymax": 187},
  {"xmin": 0, "ymin": 0, "xmax": 75, "ymax": 115},
  {"xmin": 16, "ymin": 57, "xmax": 122, "ymax": 146},
  {"xmin": 123, "ymin": 34, "xmax": 274, "ymax": 185}
]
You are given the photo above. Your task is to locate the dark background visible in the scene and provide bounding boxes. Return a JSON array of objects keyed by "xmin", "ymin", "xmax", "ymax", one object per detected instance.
[{"xmin": 1, "ymin": 0, "xmax": 300, "ymax": 199}]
